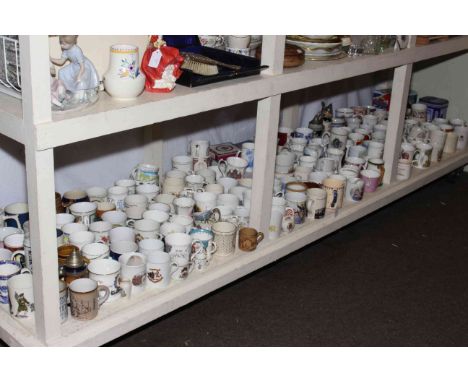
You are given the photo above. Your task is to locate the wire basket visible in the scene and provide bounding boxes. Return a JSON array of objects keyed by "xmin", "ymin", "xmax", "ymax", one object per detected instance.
[{"xmin": 0, "ymin": 35, "xmax": 21, "ymax": 98}]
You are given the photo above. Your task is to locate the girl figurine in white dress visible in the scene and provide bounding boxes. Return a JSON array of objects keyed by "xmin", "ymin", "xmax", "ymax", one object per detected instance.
[{"xmin": 50, "ymin": 35, "xmax": 100, "ymax": 108}]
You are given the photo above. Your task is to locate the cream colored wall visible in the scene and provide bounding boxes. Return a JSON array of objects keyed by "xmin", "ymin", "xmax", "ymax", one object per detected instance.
[
  {"xmin": 49, "ymin": 35, "xmax": 148, "ymax": 79},
  {"xmin": 411, "ymin": 52, "xmax": 468, "ymax": 121}
]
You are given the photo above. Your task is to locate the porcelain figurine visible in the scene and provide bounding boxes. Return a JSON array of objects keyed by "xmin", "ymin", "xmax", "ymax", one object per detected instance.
[{"xmin": 50, "ymin": 35, "xmax": 100, "ymax": 110}]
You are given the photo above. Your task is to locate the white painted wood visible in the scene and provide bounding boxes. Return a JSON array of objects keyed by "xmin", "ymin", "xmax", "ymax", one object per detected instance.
[
  {"xmin": 0, "ymin": 93, "xmax": 24, "ymax": 144},
  {"xmin": 24, "ymin": 147, "xmax": 62, "ymax": 344},
  {"xmin": 250, "ymin": 95, "xmax": 282, "ymax": 233},
  {"xmin": 35, "ymin": 36, "xmax": 468, "ymax": 150},
  {"xmin": 19, "ymin": 35, "xmax": 52, "ymax": 127},
  {"xmin": 1, "ymin": 35, "xmax": 468, "ymax": 347},
  {"xmin": 47, "ymin": 149, "xmax": 468, "ymax": 347},
  {"xmin": 260, "ymin": 35, "xmax": 286, "ymax": 75},
  {"xmin": 383, "ymin": 63, "xmax": 413, "ymax": 184},
  {"xmin": 20, "ymin": 35, "xmax": 61, "ymax": 344}
]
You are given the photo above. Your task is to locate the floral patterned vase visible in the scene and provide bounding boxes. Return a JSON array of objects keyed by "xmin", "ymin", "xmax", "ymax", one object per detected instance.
[{"xmin": 103, "ymin": 44, "xmax": 146, "ymax": 100}]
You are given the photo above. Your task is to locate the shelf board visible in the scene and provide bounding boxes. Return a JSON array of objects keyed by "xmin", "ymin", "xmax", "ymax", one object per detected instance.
[
  {"xmin": 33, "ymin": 36, "xmax": 468, "ymax": 150},
  {"xmin": 0, "ymin": 92, "xmax": 24, "ymax": 144},
  {"xmin": 24, "ymin": 148, "xmax": 464, "ymax": 347}
]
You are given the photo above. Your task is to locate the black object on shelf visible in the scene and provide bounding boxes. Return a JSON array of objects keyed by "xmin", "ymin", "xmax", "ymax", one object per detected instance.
[{"xmin": 163, "ymin": 35, "xmax": 268, "ymax": 87}]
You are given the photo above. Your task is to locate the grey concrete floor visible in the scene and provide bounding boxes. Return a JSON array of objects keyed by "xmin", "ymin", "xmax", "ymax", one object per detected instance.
[{"xmin": 2, "ymin": 169, "xmax": 468, "ymax": 347}]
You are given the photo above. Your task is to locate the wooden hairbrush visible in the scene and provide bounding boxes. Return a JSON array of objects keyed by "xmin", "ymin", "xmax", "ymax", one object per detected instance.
[{"xmin": 181, "ymin": 52, "xmax": 242, "ymax": 76}]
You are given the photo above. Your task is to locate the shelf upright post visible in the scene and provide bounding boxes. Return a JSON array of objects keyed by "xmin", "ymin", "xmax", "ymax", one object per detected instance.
[
  {"xmin": 383, "ymin": 36, "xmax": 416, "ymax": 184},
  {"xmin": 19, "ymin": 35, "xmax": 61, "ymax": 344},
  {"xmin": 250, "ymin": 36, "xmax": 285, "ymax": 234}
]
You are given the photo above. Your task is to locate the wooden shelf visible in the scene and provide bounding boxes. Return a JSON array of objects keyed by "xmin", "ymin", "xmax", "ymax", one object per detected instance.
[
  {"xmin": 30, "ymin": 36, "xmax": 468, "ymax": 150},
  {"xmin": 5, "ymin": 149, "xmax": 463, "ymax": 347}
]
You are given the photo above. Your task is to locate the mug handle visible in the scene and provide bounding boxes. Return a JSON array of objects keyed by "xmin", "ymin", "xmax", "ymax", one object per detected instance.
[
  {"xmin": 207, "ymin": 241, "xmax": 217, "ymax": 258},
  {"xmin": 155, "ymin": 233, "xmax": 164, "ymax": 241},
  {"xmin": 3, "ymin": 216, "xmax": 22, "ymax": 229},
  {"xmin": 412, "ymin": 150, "xmax": 421, "ymax": 166},
  {"xmin": 236, "ymin": 150, "xmax": 242, "ymax": 157},
  {"xmin": 20, "ymin": 268, "xmax": 32, "ymax": 274},
  {"xmin": 97, "ymin": 285, "xmax": 110, "ymax": 306},
  {"xmin": 274, "ymin": 191, "xmax": 284, "ymax": 198},
  {"xmin": 218, "ymin": 160, "xmax": 227, "ymax": 177},
  {"xmin": 11, "ymin": 250, "xmax": 26, "ymax": 268},
  {"xmin": 256, "ymin": 232, "xmax": 264, "ymax": 244},
  {"xmin": 126, "ymin": 219, "xmax": 136, "ymax": 228},
  {"xmin": 130, "ymin": 166, "xmax": 138, "ymax": 180}
]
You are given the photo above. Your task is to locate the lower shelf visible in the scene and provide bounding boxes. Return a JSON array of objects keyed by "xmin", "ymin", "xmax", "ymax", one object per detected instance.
[{"xmin": 2, "ymin": 149, "xmax": 467, "ymax": 346}]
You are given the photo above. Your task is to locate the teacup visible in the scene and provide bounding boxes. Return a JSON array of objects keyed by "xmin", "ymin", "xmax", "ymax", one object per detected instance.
[{"xmin": 69, "ymin": 202, "xmax": 97, "ymax": 227}]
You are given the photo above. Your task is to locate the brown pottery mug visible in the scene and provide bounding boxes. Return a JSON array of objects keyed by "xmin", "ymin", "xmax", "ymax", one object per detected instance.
[{"xmin": 238, "ymin": 227, "xmax": 264, "ymax": 252}]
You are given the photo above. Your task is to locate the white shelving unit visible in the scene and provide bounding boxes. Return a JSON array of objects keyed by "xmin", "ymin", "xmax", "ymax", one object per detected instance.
[{"xmin": 0, "ymin": 35, "xmax": 467, "ymax": 346}]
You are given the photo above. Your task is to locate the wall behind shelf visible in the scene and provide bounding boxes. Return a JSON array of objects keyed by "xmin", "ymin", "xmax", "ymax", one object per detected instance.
[{"xmin": 411, "ymin": 52, "xmax": 468, "ymax": 120}]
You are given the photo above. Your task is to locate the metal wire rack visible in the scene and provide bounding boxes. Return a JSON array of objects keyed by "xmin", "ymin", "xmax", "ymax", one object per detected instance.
[{"xmin": 0, "ymin": 35, "xmax": 21, "ymax": 98}]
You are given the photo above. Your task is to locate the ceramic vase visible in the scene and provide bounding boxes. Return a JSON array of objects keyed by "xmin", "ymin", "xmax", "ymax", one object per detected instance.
[{"xmin": 104, "ymin": 44, "xmax": 145, "ymax": 100}]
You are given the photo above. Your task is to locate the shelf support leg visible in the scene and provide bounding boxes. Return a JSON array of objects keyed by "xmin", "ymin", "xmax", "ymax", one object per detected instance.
[
  {"xmin": 383, "ymin": 63, "xmax": 413, "ymax": 184},
  {"xmin": 250, "ymin": 95, "xmax": 282, "ymax": 234},
  {"xmin": 25, "ymin": 147, "xmax": 61, "ymax": 344}
]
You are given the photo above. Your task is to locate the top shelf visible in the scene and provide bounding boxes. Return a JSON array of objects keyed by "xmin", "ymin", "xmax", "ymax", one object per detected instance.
[{"xmin": 1, "ymin": 36, "xmax": 468, "ymax": 150}]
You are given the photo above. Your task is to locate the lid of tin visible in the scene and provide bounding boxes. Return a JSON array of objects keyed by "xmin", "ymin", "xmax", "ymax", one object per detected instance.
[{"xmin": 419, "ymin": 96, "xmax": 449, "ymax": 106}]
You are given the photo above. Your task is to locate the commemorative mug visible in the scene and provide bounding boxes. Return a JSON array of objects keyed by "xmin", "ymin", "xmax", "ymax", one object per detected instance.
[
  {"xmin": 107, "ymin": 186, "xmax": 128, "ymax": 210},
  {"xmin": 412, "ymin": 142, "xmax": 433, "ymax": 169},
  {"xmin": 401, "ymin": 142, "xmax": 416, "ymax": 161},
  {"xmin": 8, "ymin": 272, "xmax": 35, "ymax": 318},
  {"xmin": 82, "ymin": 242, "xmax": 110, "ymax": 262},
  {"xmin": 366, "ymin": 158, "xmax": 385, "ymax": 186},
  {"xmin": 172, "ymin": 155, "xmax": 193, "ymax": 173},
  {"xmin": 396, "ymin": 159, "xmax": 412, "ymax": 181},
  {"xmin": 443, "ymin": 132, "xmax": 458, "ymax": 154},
  {"xmin": 285, "ymin": 192, "xmax": 307, "ymax": 224},
  {"xmin": 133, "ymin": 219, "xmax": 162, "ymax": 242},
  {"xmin": 218, "ymin": 157, "xmax": 248, "ymax": 179},
  {"xmin": 88, "ymin": 258, "xmax": 122, "ymax": 302},
  {"xmin": 146, "ymin": 251, "xmax": 171, "ymax": 288},
  {"xmin": 190, "ymin": 228, "xmax": 217, "ymax": 261},
  {"xmin": 328, "ymin": 127, "xmax": 349, "ymax": 150},
  {"xmin": 124, "ymin": 206, "xmax": 146, "ymax": 227},
  {"xmin": 196, "ymin": 168, "xmax": 217, "ymax": 185},
  {"xmin": 69, "ymin": 202, "xmax": 97, "ymax": 227},
  {"xmin": 170, "ymin": 256, "xmax": 194, "ymax": 281},
  {"xmin": 89, "ymin": 220, "xmax": 113, "ymax": 244},
  {"xmin": 306, "ymin": 188, "xmax": 327, "ymax": 219},
  {"xmin": 69, "ymin": 231, "xmax": 95, "ymax": 251},
  {"xmin": 238, "ymin": 227, "xmax": 264, "ymax": 252},
  {"xmin": 118, "ymin": 252, "xmax": 147, "ymax": 296},
  {"xmin": 164, "ymin": 233, "xmax": 194, "ymax": 261},
  {"xmin": 143, "ymin": 210, "xmax": 170, "ymax": 225},
  {"xmin": 345, "ymin": 177, "xmax": 364, "ymax": 202},
  {"xmin": 59, "ymin": 280, "xmax": 68, "ymax": 323},
  {"xmin": 69, "ymin": 278, "xmax": 110, "ymax": 320},
  {"xmin": 348, "ymin": 145, "xmax": 367, "ymax": 159},
  {"xmin": 360, "ymin": 169, "xmax": 380, "ymax": 193},
  {"xmin": 322, "ymin": 177, "xmax": 345, "ymax": 210},
  {"xmin": 170, "ymin": 214, "xmax": 194, "ymax": 234},
  {"xmin": 131, "ymin": 163, "xmax": 159, "ymax": 185},
  {"xmin": 193, "ymin": 208, "xmax": 221, "ymax": 230},
  {"xmin": 316, "ymin": 157, "xmax": 337, "ymax": 173},
  {"xmin": 237, "ymin": 142, "xmax": 255, "ymax": 172},
  {"xmin": 190, "ymin": 140, "xmax": 210, "ymax": 158},
  {"xmin": 455, "ymin": 125, "xmax": 468, "ymax": 150},
  {"xmin": 366, "ymin": 141, "xmax": 384, "ymax": 160},
  {"xmin": 109, "ymin": 226, "xmax": 136, "ymax": 243},
  {"xmin": 0, "ymin": 260, "xmax": 31, "ymax": 305}
]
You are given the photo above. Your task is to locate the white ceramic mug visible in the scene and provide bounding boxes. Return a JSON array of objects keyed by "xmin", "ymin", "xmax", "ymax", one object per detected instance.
[
  {"xmin": 165, "ymin": 233, "xmax": 194, "ymax": 262},
  {"xmin": 345, "ymin": 177, "xmax": 364, "ymax": 202},
  {"xmin": 306, "ymin": 188, "xmax": 327, "ymax": 219},
  {"xmin": 7, "ymin": 272, "xmax": 35, "ymax": 318},
  {"xmin": 61, "ymin": 222, "xmax": 88, "ymax": 244},
  {"xmin": 172, "ymin": 155, "xmax": 193, "ymax": 173},
  {"xmin": 118, "ymin": 252, "xmax": 147, "ymax": 296},
  {"xmin": 131, "ymin": 163, "xmax": 159, "ymax": 185},
  {"xmin": 138, "ymin": 238, "xmax": 165, "ymax": 257},
  {"xmin": 412, "ymin": 142, "xmax": 433, "ymax": 169},
  {"xmin": 86, "ymin": 186, "xmax": 108, "ymax": 202},
  {"xmin": 82, "ymin": 242, "xmax": 110, "ymax": 261},
  {"xmin": 69, "ymin": 231, "xmax": 95, "ymax": 250},
  {"xmin": 102, "ymin": 210, "xmax": 127, "ymax": 228},
  {"xmin": 194, "ymin": 191, "xmax": 217, "ymax": 212},
  {"xmin": 396, "ymin": 159, "xmax": 412, "ymax": 181},
  {"xmin": 56, "ymin": 213, "xmax": 76, "ymax": 230},
  {"xmin": 107, "ymin": 186, "xmax": 128, "ymax": 210},
  {"xmin": 89, "ymin": 221, "xmax": 113, "ymax": 245},
  {"xmin": 69, "ymin": 202, "xmax": 97, "ymax": 227},
  {"xmin": 124, "ymin": 194, "xmax": 148, "ymax": 209},
  {"xmin": 115, "ymin": 179, "xmax": 137, "ymax": 195},
  {"xmin": 136, "ymin": 184, "xmax": 160, "ymax": 202},
  {"xmin": 218, "ymin": 157, "xmax": 248, "ymax": 179},
  {"xmin": 190, "ymin": 140, "xmax": 210, "ymax": 158},
  {"xmin": 212, "ymin": 221, "xmax": 237, "ymax": 257},
  {"xmin": 88, "ymin": 258, "xmax": 122, "ymax": 302},
  {"xmin": 109, "ymin": 226, "xmax": 136, "ymax": 243},
  {"xmin": 134, "ymin": 219, "xmax": 162, "ymax": 242},
  {"xmin": 146, "ymin": 251, "xmax": 171, "ymax": 288}
]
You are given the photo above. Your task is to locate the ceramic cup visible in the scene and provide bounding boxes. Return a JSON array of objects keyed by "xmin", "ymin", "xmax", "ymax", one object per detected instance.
[
  {"xmin": 96, "ymin": 202, "xmax": 116, "ymax": 220},
  {"xmin": 69, "ymin": 202, "xmax": 97, "ymax": 227},
  {"xmin": 160, "ymin": 222, "xmax": 186, "ymax": 237},
  {"xmin": 412, "ymin": 142, "xmax": 433, "ymax": 169},
  {"xmin": 136, "ymin": 184, "xmax": 160, "ymax": 203},
  {"xmin": 109, "ymin": 226, "xmax": 136, "ymax": 243},
  {"xmin": 285, "ymin": 192, "xmax": 307, "ymax": 225},
  {"xmin": 131, "ymin": 163, "xmax": 159, "ymax": 185},
  {"xmin": 360, "ymin": 169, "xmax": 380, "ymax": 193},
  {"xmin": 217, "ymin": 177, "xmax": 238, "ymax": 194},
  {"xmin": 172, "ymin": 155, "xmax": 193, "ymax": 173},
  {"xmin": 218, "ymin": 157, "xmax": 248, "ymax": 179},
  {"xmin": 138, "ymin": 238, "xmax": 165, "ymax": 257},
  {"xmin": 89, "ymin": 221, "xmax": 113, "ymax": 245},
  {"xmin": 88, "ymin": 258, "xmax": 122, "ymax": 303},
  {"xmin": 164, "ymin": 233, "xmax": 194, "ymax": 262},
  {"xmin": 62, "ymin": 190, "xmax": 88, "ymax": 212},
  {"xmin": 107, "ymin": 186, "xmax": 128, "ymax": 210},
  {"xmin": 118, "ymin": 252, "xmax": 147, "ymax": 297},
  {"xmin": 194, "ymin": 191, "xmax": 218, "ymax": 212},
  {"xmin": 173, "ymin": 197, "xmax": 195, "ymax": 216},
  {"xmin": 212, "ymin": 221, "xmax": 237, "ymax": 257},
  {"xmin": 56, "ymin": 213, "xmax": 75, "ymax": 230},
  {"xmin": 143, "ymin": 210, "xmax": 170, "ymax": 225},
  {"xmin": 0, "ymin": 260, "xmax": 31, "ymax": 305},
  {"xmin": 69, "ymin": 231, "xmax": 95, "ymax": 251},
  {"xmin": 7, "ymin": 272, "xmax": 35, "ymax": 318},
  {"xmin": 306, "ymin": 188, "xmax": 327, "ymax": 219},
  {"xmin": 443, "ymin": 132, "xmax": 458, "ymax": 154},
  {"xmin": 238, "ymin": 227, "xmax": 264, "ymax": 252},
  {"xmin": 134, "ymin": 219, "xmax": 162, "ymax": 242},
  {"xmin": 190, "ymin": 139, "xmax": 210, "ymax": 158},
  {"xmin": 59, "ymin": 280, "xmax": 68, "ymax": 323},
  {"xmin": 396, "ymin": 159, "xmax": 412, "ymax": 181},
  {"xmin": 82, "ymin": 242, "xmax": 110, "ymax": 262},
  {"xmin": 102, "ymin": 210, "xmax": 127, "ymax": 228},
  {"xmin": 124, "ymin": 194, "xmax": 148, "ymax": 210},
  {"xmin": 61, "ymin": 222, "xmax": 88, "ymax": 244},
  {"xmin": 345, "ymin": 177, "xmax": 365, "ymax": 202},
  {"xmin": 366, "ymin": 141, "xmax": 384, "ymax": 160},
  {"xmin": 170, "ymin": 214, "xmax": 194, "ymax": 234},
  {"xmin": 69, "ymin": 278, "xmax": 110, "ymax": 320},
  {"xmin": 146, "ymin": 251, "xmax": 171, "ymax": 288},
  {"xmin": 322, "ymin": 177, "xmax": 346, "ymax": 210},
  {"xmin": 401, "ymin": 142, "xmax": 416, "ymax": 161}
]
